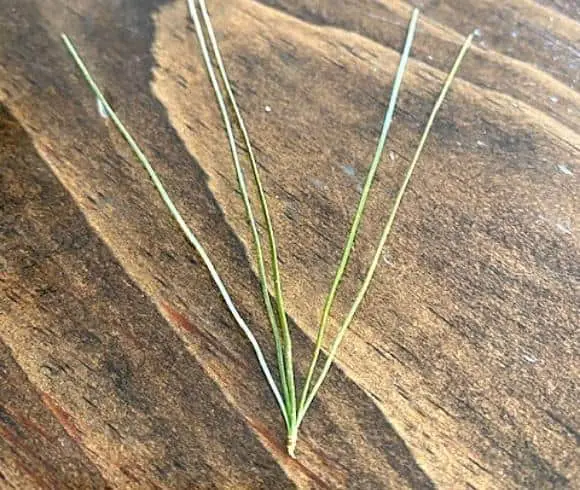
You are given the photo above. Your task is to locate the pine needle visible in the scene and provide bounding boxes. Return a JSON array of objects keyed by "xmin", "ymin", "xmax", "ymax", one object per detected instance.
[
  {"xmin": 61, "ymin": 33, "xmax": 290, "ymax": 428},
  {"xmin": 186, "ymin": 0, "xmax": 296, "ymax": 426},
  {"xmin": 298, "ymin": 8, "xmax": 420, "ymax": 418},
  {"xmin": 62, "ymin": 0, "xmax": 473, "ymax": 457},
  {"xmin": 297, "ymin": 32, "xmax": 474, "ymax": 425}
]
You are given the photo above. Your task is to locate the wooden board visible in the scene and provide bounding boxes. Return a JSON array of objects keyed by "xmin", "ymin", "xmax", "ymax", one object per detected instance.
[{"xmin": 1, "ymin": 0, "xmax": 578, "ymax": 487}]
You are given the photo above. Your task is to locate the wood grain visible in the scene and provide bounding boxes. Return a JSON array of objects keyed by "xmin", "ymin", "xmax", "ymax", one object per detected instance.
[{"xmin": 1, "ymin": 0, "xmax": 578, "ymax": 488}]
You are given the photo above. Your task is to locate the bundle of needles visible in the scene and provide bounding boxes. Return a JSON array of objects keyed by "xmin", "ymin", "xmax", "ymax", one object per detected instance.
[{"xmin": 62, "ymin": 0, "xmax": 473, "ymax": 458}]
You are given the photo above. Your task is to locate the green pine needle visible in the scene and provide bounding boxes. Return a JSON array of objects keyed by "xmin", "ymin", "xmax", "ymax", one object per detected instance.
[
  {"xmin": 298, "ymin": 8, "xmax": 419, "ymax": 422},
  {"xmin": 186, "ymin": 0, "xmax": 294, "ymax": 423},
  {"xmin": 297, "ymin": 32, "xmax": 475, "ymax": 427},
  {"xmin": 60, "ymin": 32, "xmax": 289, "ymax": 428},
  {"xmin": 62, "ymin": 0, "xmax": 473, "ymax": 459}
]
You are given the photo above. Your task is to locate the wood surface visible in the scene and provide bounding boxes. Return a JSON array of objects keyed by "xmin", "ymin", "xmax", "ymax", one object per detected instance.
[{"xmin": 1, "ymin": 0, "xmax": 578, "ymax": 488}]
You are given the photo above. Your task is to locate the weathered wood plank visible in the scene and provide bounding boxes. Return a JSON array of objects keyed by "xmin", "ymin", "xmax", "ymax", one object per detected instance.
[{"xmin": 1, "ymin": 0, "xmax": 578, "ymax": 487}]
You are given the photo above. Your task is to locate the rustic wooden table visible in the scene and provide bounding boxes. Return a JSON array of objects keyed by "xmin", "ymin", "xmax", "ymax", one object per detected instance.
[{"xmin": 1, "ymin": 0, "xmax": 578, "ymax": 488}]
